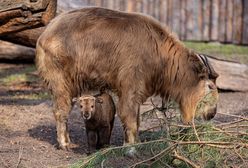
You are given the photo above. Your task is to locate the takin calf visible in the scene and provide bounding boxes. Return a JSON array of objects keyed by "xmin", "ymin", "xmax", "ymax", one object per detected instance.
[
  {"xmin": 76, "ymin": 93, "xmax": 115, "ymax": 153},
  {"xmin": 36, "ymin": 7, "xmax": 219, "ymax": 150}
]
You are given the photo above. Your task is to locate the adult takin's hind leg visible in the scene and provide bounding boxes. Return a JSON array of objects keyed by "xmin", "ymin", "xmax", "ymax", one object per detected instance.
[
  {"xmin": 36, "ymin": 40, "xmax": 74, "ymax": 150},
  {"xmin": 49, "ymin": 75, "xmax": 74, "ymax": 150},
  {"xmin": 52, "ymin": 91, "xmax": 73, "ymax": 150}
]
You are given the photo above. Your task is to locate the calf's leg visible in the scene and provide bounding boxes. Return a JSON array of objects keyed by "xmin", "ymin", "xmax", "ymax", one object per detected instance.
[
  {"xmin": 97, "ymin": 126, "xmax": 111, "ymax": 149},
  {"xmin": 87, "ymin": 130, "xmax": 97, "ymax": 154}
]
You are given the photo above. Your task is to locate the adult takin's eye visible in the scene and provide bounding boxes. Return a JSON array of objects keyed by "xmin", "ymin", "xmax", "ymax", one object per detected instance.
[
  {"xmin": 80, "ymin": 105, "xmax": 83, "ymax": 108},
  {"xmin": 206, "ymin": 80, "xmax": 217, "ymax": 91},
  {"xmin": 91, "ymin": 105, "xmax": 94, "ymax": 108},
  {"xmin": 208, "ymin": 82, "xmax": 216, "ymax": 90}
]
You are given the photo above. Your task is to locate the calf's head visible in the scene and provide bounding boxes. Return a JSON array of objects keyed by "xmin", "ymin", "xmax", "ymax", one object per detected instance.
[
  {"xmin": 77, "ymin": 95, "xmax": 96, "ymax": 120},
  {"xmin": 76, "ymin": 95, "xmax": 103, "ymax": 120}
]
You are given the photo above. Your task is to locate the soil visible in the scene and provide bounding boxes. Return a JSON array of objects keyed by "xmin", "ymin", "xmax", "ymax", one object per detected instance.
[{"xmin": 0, "ymin": 63, "xmax": 247, "ymax": 168}]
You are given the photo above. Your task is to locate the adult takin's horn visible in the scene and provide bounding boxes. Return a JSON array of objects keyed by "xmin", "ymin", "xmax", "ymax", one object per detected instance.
[{"xmin": 197, "ymin": 53, "xmax": 219, "ymax": 80}]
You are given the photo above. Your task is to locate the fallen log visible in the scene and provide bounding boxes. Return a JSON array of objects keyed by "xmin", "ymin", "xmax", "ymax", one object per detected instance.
[
  {"xmin": 0, "ymin": 40, "xmax": 35, "ymax": 61},
  {"xmin": 0, "ymin": 27, "xmax": 44, "ymax": 47},
  {"xmin": 0, "ymin": 0, "xmax": 57, "ymax": 47},
  {"xmin": 207, "ymin": 56, "xmax": 248, "ymax": 92}
]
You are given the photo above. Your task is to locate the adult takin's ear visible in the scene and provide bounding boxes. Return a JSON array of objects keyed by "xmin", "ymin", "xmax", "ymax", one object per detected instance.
[{"xmin": 96, "ymin": 98, "xmax": 103, "ymax": 104}]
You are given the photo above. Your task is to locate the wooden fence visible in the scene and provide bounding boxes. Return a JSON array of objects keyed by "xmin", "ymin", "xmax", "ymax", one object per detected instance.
[{"xmin": 62, "ymin": 0, "xmax": 248, "ymax": 45}]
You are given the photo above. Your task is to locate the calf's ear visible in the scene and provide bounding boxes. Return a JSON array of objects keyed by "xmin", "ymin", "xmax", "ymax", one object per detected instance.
[{"xmin": 72, "ymin": 97, "xmax": 78, "ymax": 102}]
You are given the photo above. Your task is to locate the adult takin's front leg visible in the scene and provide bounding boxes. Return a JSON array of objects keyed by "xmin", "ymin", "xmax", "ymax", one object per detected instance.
[
  {"xmin": 52, "ymin": 92, "xmax": 72, "ymax": 150},
  {"xmin": 118, "ymin": 91, "xmax": 140, "ymax": 145}
]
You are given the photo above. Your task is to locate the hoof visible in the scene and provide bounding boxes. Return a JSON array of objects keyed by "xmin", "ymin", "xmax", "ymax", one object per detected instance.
[
  {"xmin": 57, "ymin": 143, "xmax": 78, "ymax": 151},
  {"xmin": 68, "ymin": 143, "xmax": 79, "ymax": 149},
  {"xmin": 125, "ymin": 147, "xmax": 138, "ymax": 158},
  {"xmin": 87, "ymin": 147, "xmax": 97, "ymax": 155}
]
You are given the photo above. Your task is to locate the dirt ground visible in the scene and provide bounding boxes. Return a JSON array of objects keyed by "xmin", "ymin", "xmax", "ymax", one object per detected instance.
[{"xmin": 0, "ymin": 63, "xmax": 248, "ymax": 168}]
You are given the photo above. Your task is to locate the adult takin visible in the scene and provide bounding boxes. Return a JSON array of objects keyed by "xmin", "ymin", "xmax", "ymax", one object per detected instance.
[
  {"xmin": 75, "ymin": 93, "xmax": 115, "ymax": 153},
  {"xmin": 36, "ymin": 7, "xmax": 219, "ymax": 150}
]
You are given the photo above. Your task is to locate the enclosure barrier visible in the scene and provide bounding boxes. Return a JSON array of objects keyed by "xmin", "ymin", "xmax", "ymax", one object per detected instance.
[{"xmin": 72, "ymin": 0, "xmax": 248, "ymax": 45}]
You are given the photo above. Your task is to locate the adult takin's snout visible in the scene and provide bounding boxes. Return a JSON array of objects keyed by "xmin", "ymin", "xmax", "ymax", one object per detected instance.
[{"xmin": 36, "ymin": 7, "xmax": 219, "ymax": 150}]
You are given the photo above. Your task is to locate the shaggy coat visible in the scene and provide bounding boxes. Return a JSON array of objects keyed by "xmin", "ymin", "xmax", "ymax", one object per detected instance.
[
  {"xmin": 36, "ymin": 7, "xmax": 219, "ymax": 149},
  {"xmin": 77, "ymin": 93, "xmax": 115, "ymax": 153}
]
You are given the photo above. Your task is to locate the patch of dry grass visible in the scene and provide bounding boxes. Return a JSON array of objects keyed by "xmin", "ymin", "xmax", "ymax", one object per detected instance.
[{"xmin": 0, "ymin": 65, "xmax": 37, "ymax": 86}]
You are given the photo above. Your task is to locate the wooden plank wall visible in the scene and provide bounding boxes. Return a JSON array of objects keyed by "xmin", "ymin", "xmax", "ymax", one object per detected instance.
[{"xmin": 81, "ymin": 0, "xmax": 247, "ymax": 45}]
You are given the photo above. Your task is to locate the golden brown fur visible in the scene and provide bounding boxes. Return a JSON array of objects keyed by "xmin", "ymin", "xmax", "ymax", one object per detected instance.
[
  {"xmin": 36, "ymin": 7, "xmax": 219, "ymax": 149},
  {"xmin": 77, "ymin": 93, "xmax": 115, "ymax": 153}
]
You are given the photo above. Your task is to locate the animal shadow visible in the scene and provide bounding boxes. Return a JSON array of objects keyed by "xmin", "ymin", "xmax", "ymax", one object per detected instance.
[
  {"xmin": 28, "ymin": 116, "xmax": 125, "ymax": 154},
  {"xmin": 28, "ymin": 124, "xmax": 88, "ymax": 154},
  {"xmin": 28, "ymin": 125, "xmax": 57, "ymax": 146}
]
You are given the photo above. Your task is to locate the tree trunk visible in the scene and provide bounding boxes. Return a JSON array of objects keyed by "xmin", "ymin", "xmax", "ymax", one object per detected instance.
[
  {"xmin": 0, "ymin": 0, "xmax": 57, "ymax": 47},
  {"xmin": 0, "ymin": 27, "xmax": 44, "ymax": 47}
]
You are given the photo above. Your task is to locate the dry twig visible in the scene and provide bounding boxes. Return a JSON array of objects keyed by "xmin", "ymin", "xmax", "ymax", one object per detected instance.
[
  {"xmin": 206, "ymin": 144, "xmax": 237, "ymax": 149},
  {"xmin": 217, "ymin": 112, "xmax": 248, "ymax": 121},
  {"xmin": 141, "ymin": 125, "xmax": 162, "ymax": 132},
  {"xmin": 129, "ymin": 144, "xmax": 177, "ymax": 168},
  {"xmin": 217, "ymin": 119, "xmax": 245, "ymax": 127},
  {"xmin": 171, "ymin": 130, "xmax": 248, "ymax": 137},
  {"xmin": 0, "ymin": 157, "xmax": 9, "ymax": 168},
  {"xmin": 221, "ymin": 125, "xmax": 248, "ymax": 129},
  {"xmin": 16, "ymin": 145, "xmax": 23, "ymax": 168},
  {"xmin": 168, "ymin": 140, "xmax": 248, "ymax": 148},
  {"xmin": 233, "ymin": 148, "xmax": 245, "ymax": 164},
  {"xmin": 169, "ymin": 123, "xmax": 192, "ymax": 128},
  {"xmin": 101, "ymin": 159, "xmax": 106, "ymax": 168},
  {"xmin": 192, "ymin": 120, "xmax": 201, "ymax": 142},
  {"xmin": 212, "ymin": 127, "xmax": 233, "ymax": 136},
  {"xmin": 173, "ymin": 151, "xmax": 200, "ymax": 168}
]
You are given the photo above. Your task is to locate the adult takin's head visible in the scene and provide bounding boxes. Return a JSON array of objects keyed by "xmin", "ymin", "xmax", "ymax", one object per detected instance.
[
  {"xmin": 192, "ymin": 53, "xmax": 219, "ymax": 122},
  {"xmin": 161, "ymin": 48, "xmax": 219, "ymax": 124}
]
